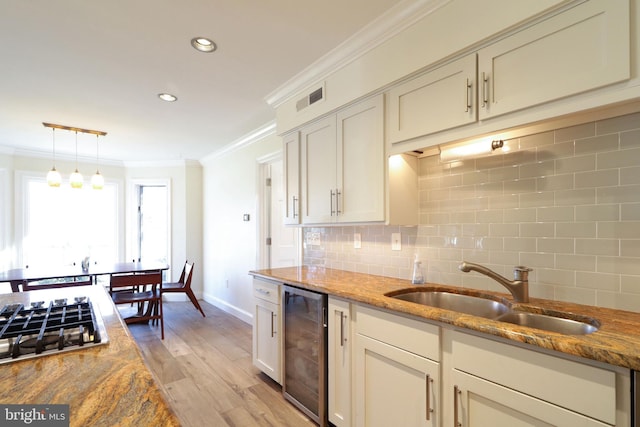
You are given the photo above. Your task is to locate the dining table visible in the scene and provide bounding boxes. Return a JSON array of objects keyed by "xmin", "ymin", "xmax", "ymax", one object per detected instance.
[{"xmin": 0, "ymin": 262, "xmax": 169, "ymax": 292}]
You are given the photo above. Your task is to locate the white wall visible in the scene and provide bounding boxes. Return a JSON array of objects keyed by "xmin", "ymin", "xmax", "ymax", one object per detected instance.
[{"xmin": 201, "ymin": 134, "xmax": 281, "ymax": 323}]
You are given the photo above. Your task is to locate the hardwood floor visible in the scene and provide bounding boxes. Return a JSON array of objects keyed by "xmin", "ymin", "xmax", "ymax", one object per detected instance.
[{"xmin": 125, "ymin": 300, "xmax": 316, "ymax": 427}]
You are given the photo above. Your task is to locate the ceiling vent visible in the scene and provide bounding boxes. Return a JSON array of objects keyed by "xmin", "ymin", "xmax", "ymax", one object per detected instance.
[{"xmin": 296, "ymin": 84, "xmax": 325, "ymax": 112}]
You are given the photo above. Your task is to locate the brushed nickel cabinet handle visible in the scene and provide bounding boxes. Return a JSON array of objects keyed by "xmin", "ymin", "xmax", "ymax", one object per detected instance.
[
  {"xmin": 454, "ymin": 385, "xmax": 462, "ymax": 427},
  {"xmin": 292, "ymin": 195, "xmax": 298, "ymax": 218},
  {"xmin": 330, "ymin": 190, "xmax": 335, "ymax": 216},
  {"xmin": 339, "ymin": 310, "xmax": 346, "ymax": 347},
  {"xmin": 336, "ymin": 189, "xmax": 341, "ymax": 215},
  {"xmin": 481, "ymin": 72, "xmax": 489, "ymax": 108},
  {"xmin": 426, "ymin": 374, "xmax": 434, "ymax": 421},
  {"xmin": 271, "ymin": 312, "xmax": 276, "ymax": 337},
  {"xmin": 465, "ymin": 78, "xmax": 472, "ymax": 112}
]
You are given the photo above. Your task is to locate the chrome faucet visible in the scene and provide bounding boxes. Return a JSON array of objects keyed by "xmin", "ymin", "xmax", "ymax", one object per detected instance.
[{"xmin": 459, "ymin": 261, "xmax": 532, "ymax": 303}]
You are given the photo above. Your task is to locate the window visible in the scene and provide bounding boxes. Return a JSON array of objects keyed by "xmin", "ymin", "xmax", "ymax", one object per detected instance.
[{"xmin": 21, "ymin": 176, "xmax": 119, "ymax": 268}]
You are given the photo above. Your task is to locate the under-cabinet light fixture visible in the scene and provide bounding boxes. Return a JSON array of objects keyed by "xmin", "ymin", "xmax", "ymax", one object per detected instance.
[{"xmin": 439, "ymin": 138, "xmax": 505, "ymax": 163}]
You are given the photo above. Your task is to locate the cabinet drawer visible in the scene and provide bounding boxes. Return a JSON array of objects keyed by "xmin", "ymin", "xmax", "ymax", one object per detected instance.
[
  {"xmin": 452, "ymin": 331, "xmax": 616, "ymax": 424},
  {"xmin": 355, "ymin": 304, "xmax": 439, "ymax": 362},
  {"xmin": 253, "ymin": 278, "xmax": 280, "ymax": 304}
]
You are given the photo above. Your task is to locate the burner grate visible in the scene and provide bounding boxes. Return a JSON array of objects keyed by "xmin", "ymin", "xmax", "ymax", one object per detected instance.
[{"xmin": 0, "ymin": 298, "xmax": 103, "ymax": 360}]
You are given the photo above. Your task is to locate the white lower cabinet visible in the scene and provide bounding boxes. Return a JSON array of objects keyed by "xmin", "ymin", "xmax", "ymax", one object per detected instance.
[
  {"xmin": 445, "ymin": 330, "xmax": 631, "ymax": 427},
  {"xmin": 250, "ymin": 296, "xmax": 632, "ymax": 426},
  {"xmin": 354, "ymin": 305, "xmax": 440, "ymax": 427},
  {"xmin": 328, "ymin": 297, "xmax": 352, "ymax": 427},
  {"xmin": 251, "ymin": 278, "xmax": 281, "ymax": 384},
  {"xmin": 451, "ymin": 369, "xmax": 610, "ymax": 426}
]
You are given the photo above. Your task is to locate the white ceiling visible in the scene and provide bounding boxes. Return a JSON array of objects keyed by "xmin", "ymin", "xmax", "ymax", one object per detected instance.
[{"xmin": 0, "ymin": 0, "xmax": 406, "ymax": 164}]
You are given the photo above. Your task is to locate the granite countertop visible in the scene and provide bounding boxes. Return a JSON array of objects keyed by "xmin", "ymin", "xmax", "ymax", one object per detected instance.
[
  {"xmin": 0, "ymin": 285, "xmax": 179, "ymax": 426},
  {"xmin": 251, "ymin": 265, "xmax": 640, "ymax": 371}
]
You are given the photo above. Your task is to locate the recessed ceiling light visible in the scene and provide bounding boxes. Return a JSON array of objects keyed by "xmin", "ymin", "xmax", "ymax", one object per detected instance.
[
  {"xmin": 191, "ymin": 37, "xmax": 217, "ymax": 53},
  {"xmin": 158, "ymin": 93, "xmax": 177, "ymax": 102}
]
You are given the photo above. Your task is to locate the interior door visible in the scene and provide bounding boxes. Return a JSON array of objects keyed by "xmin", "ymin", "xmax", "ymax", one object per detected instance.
[
  {"xmin": 137, "ymin": 184, "xmax": 169, "ymax": 265},
  {"xmin": 269, "ymin": 159, "xmax": 299, "ymax": 268}
]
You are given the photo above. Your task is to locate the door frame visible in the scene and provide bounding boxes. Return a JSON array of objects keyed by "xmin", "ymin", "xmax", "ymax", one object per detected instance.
[
  {"xmin": 256, "ymin": 152, "xmax": 301, "ymax": 269},
  {"xmin": 126, "ymin": 178, "xmax": 172, "ymax": 269}
]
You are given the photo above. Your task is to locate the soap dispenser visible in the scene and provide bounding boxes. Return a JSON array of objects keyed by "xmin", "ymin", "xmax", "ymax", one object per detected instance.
[{"xmin": 411, "ymin": 254, "xmax": 424, "ymax": 284}]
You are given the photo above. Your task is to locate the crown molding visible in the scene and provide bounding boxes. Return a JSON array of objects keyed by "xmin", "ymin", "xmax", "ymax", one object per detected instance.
[
  {"xmin": 264, "ymin": 0, "xmax": 450, "ymax": 108},
  {"xmin": 3, "ymin": 145, "xmax": 125, "ymax": 166},
  {"xmin": 200, "ymin": 120, "xmax": 277, "ymax": 165},
  {"xmin": 123, "ymin": 159, "xmax": 202, "ymax": 168}
]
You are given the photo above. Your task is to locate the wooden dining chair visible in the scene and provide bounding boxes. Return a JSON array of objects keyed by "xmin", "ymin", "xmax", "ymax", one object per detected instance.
[
  {"xmin": 162, "ymin": 261, "xmax": 205, "ymax": 317},
  {"xmin": 110, "ymin": 271, "xmax": 164, "ymax": 339},
  {"xmin": 22, "ymin": 277, "xmax": 93, "ymax": 291}
]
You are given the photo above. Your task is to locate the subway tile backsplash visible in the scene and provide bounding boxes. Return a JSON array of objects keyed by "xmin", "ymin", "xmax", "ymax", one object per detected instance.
[{"xmin": 303, "ymin": 111, "xmax": 640, "ymax": 312}]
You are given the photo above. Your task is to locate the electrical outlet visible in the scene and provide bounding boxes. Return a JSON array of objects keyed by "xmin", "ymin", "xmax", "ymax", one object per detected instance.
[
  {"xmin": 307, "ymin": 232, "xmax": 321, "ymax": 246},
  {"xmin": 354, "ymin": 233, "xmax": 361, "ymax": 249},
  {"xmin": 391, "ymin": 233, "xmax": 401, "ymax": 251}
]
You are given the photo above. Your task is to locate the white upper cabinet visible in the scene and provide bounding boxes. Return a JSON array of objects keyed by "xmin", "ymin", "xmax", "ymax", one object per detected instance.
[
  {"xmin": 335, "ymin": 95, "xmax": 384, "ymax": 223},
  {"xmin": 300, "ymin": 115, "xmax": 338, "ymax": 224},
  {"xmin": 300, "ymin": 95, "xmax": 384, "ymax": 224},
  {"xmin": 388, "ymin": 54, "xmax": 477, "ymax": 144},
  {"xmin": 282, "ymin": 132, "xmax": 300, "ymax": 225},
  {"xmin": 478, "ymin": 0, "xmax": 630, "ymax": 120},
  {"xmin": 387, "ymin": 0, "xmax": 632, "ymax": 149}
]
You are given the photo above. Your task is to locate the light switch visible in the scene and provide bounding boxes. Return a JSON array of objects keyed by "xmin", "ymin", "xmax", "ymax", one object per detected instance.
[
  {"xmin": 391, "ymin": 233, "xmax": 401, "ymax": 251},
  {"xmin": 354, "ymin": 233, "xmax": 361, "ymax": 249}
]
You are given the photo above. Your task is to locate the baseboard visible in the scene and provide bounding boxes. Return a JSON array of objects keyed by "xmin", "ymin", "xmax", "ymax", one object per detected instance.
[{"xmin": 203, "ymin": 293, "xmax": 252, "ymax": 325}]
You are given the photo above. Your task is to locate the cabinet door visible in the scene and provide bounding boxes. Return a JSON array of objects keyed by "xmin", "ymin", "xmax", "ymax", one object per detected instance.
[
  {"xmin": 387, "ymin": 54, "xmax": 477, "ymax": 145},
  {"xmin": 336, "ymin": 94, "xmax": 385, "ymax": 223},
  {"xmin": 478, "ymin": 0, "xmax": 629, "ymax": 120},
  {"xmin": 328, "ymin": 297, "xmax": 351, "ymax": 427},
  {"xmin": 300, "ymin": 116, "xmax": 337, "ymax": 224},
  {"xmin": 355, "ymin": 334, "xmax": 439, "ymax": 427},
  {"xmin": 253, "ymin": 298, "xmax": 281, "ymax": 383},
  {"xmin": 283, "ymin": 132, "xmax": 300, "ymax": 225},
  {"xmin": 451, "ymin": 370, "xmax": 609, "ymax": 427}
]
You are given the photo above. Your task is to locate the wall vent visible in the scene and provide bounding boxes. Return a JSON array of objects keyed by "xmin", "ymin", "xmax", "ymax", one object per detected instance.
[{"xmin": 296, "ymin": 84, "xmax": 325, "ymax": 112}]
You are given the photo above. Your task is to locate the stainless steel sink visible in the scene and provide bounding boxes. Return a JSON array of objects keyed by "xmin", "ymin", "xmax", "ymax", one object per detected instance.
[
  {"xmin": 390, "ymin": 291, "xmax": 510, "ymax": 319},
  {"xmin": 496, "ymin": 311, "xmax": 598, "ymax": 335},
  {"xmin": 388, "ymin": 289, "xmax": 599, "ymax": 335}
]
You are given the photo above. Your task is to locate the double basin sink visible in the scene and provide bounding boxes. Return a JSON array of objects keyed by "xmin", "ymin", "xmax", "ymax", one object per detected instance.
[{"xmin": 387, "ymin": 289, "xmax": 599, "ymax": 335}]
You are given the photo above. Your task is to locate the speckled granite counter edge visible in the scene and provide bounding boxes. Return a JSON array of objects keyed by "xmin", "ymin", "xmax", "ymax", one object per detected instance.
[
  {"xmin": 0, "ymin": 285, "xmax": 180, "ymax": 427},
  {"xmin": 251, "ymin": 266, "xmax": 640, "ymax": 371}
]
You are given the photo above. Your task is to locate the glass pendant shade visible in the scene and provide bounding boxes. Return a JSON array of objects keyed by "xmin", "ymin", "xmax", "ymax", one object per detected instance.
[
  {"xmin": 70, "ymin": 169, "xmax": 83, "ymax": 188},
  {"xmin": 91, "ymin": 171, "xmax": 104, "ymax": 189},
  {"xmin": 47, "ymin": 167, "xmax": 62, "ymax": 187},
  {"xmin": 69, "ymin": 131, "xmax": 83, "ymax": 188},
  {"xmin": 47, "ymin": 128, "xmax": 61, "ymax": 187}
]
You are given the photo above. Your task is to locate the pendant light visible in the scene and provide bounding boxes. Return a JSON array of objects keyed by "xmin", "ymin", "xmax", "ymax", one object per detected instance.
[
  {"xmin": 46, "ymin": 128, "xmax": 62, "ymax": 187},
  {"xmin": 69, "ymin": 131, "xmax": 83, "ymax": 189},
  {"xmin": 91, "ymin": 134, "xmax": 104, "ymax": 190},
  {"xmin": 43, "ymin": 122, "xmax": 107, "ymax": 189}
]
